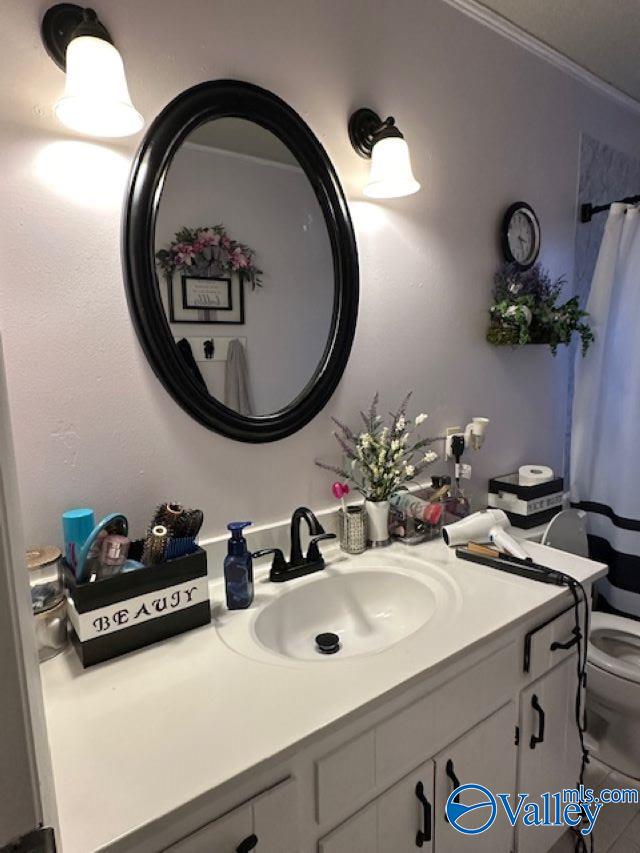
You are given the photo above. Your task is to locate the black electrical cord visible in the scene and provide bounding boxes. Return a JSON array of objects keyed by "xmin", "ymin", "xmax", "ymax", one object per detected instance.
[
  {"xmin": 451, "ymin": 433, "xmax": 465, "ymax": 490},
  {"xmin": 454, "ymin": 544, "xmax": 596, "ymax": 849},
  {"xmin": 486, "ymin": 555, "xmax": 593, "ymax": 850},
  {"xmin": 557, "ymin": 574, "xmax": 593, "ymax": 853}
]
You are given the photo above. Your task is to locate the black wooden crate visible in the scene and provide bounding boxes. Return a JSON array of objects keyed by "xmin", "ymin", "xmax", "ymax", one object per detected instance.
[{"xmin": 63, "ymin": 545, "xmax": 210, "ymax": 667}]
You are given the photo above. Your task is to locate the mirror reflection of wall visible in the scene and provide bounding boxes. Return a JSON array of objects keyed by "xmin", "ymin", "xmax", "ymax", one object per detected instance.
[{"xmin": 154, "ymin": 117, "xmax": 334, "ymax": 417}]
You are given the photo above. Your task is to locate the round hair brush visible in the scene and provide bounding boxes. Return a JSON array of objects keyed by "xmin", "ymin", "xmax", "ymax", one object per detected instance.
[
  {"xmin": 152, "ymin": 502, "xmax": 186, "ymax": 535},
  {"xmin": 142, "ymin": 525, "xmax": 168, "ymax": 565}
]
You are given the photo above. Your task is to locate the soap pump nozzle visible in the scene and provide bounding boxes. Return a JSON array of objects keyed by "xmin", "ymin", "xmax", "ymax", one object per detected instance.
[{"xmin": 227, "ymin": 521, "xmax": 252, "ymax": 556}]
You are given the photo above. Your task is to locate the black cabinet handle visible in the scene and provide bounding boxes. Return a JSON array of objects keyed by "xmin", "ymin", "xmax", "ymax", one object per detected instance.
[
  {"xmin": 236, "ymin": 834, "xmax": 258, "ymax": 853},
  {"xmin": 530, "ymin": 694, "xmax": 545, "ymax": 749},
  {"xmin": 415, "ymin": 781, "xmax": 432, "ymax": 846},
  {"xmin": 446, "ymin": 759, "xmax": 461, "ymax": 793},
  {"xmin": 550, "ymin": 628, "xmax": 581, "ymax": 652},
  {"xmin": 444, "ymin": 759, "xmax": 461, "ymax": 823}
]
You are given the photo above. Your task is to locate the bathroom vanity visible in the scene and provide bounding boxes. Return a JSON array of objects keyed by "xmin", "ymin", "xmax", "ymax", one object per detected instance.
[{"xmin": 39, "ymin": 536, "xmax": 606, "ymax": 853}]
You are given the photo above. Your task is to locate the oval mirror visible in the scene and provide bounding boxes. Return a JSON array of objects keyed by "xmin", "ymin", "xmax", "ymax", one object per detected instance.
[{"xmin": 124, "ymin": 80, "xmax": 358, "ymax": 442}]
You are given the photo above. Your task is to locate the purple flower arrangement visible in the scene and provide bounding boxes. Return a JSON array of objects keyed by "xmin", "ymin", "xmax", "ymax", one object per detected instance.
[
  {"xmin": 487, "ymin": 262, "xmax": 594, "ymax": 355},
  {"xmin": 155, "ymin": 224, "xmax": 263, "ymax": 289},
  {"xmin": 316, "ymin": 392, "xmax": 439, "ymax": 502}
]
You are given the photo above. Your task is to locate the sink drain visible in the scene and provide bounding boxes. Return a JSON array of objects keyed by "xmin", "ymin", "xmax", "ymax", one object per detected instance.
[{"xmin": 315, "ymin": 632, "xmax": 340, "ymax": 655}]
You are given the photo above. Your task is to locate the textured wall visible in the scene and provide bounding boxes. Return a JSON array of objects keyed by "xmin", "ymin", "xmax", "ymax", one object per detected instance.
[
  {"xmin": 563, "ymin": 133, "xmax": 640, "ymax": 478},
  {"xmin": 575, "ymin": 133, "xmax": 640, "ymax": 301},
  {"xmin": 2, "ymin": 0, "xmax": 640, "ymax": 547}
]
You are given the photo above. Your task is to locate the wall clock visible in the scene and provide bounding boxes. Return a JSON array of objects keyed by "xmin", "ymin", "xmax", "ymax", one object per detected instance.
[{"xmin": 501, "ymin": 202, "xmax": 540, "ymax": 270}]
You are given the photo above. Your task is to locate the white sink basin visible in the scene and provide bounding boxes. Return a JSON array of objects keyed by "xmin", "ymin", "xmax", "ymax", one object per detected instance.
[
  {"xmin": 252, "ymin": 569, "xmax": 441, "ymax": 661},
  {"xmin": 215, "ymin": 551, "xmax": 462, "ymax": 665}
]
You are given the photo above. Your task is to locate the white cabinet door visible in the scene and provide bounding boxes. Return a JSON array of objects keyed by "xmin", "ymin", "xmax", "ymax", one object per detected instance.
[
  {"xmin": 318, "ymin": 760, "xmax": 434, "ymax": 853},
  {"xmin": 166, "ymin": 777, "xmax": 297, "ymax": 853},
  {"xmin": 434, "ymin": 702, "xmax": 518, "ymax": 853},
  {"xmin": 517, "ymin": 657, "xmax": 580, "ymax": 853},
  {"xmin": 378, "ymin": 760, "xmax": 434, "ymax": 852}
]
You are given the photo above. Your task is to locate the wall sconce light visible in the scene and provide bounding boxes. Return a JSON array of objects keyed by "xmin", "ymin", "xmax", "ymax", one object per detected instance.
[
  {"xmin": 348, "ymin": 108, "xmax": 420, "ymax": 199},
  {"xmin": 41, "ymin": 4, "xmax": 144, "ymax": 138}
]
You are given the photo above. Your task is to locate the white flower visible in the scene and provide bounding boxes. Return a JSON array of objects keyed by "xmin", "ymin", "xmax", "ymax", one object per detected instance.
[
  {"xmin": 378, "ymin": 447, "xmax": 386, "ymax": 464},
  {"xmin": 396, "ymin": 415, "xmax": 406, "ymax": 432},
  {"xmin": 380, "ymin": 426, "xmax": 389, "ymax": 443},
  {"xmin": 423, "ymin": 450, "xmax": 438, "ymax": 463},
  {"xmin": 404, "ymin": 464, "xmax": 415, "ymax": 477},
  {"xmin": 415, "ymin": 413, "xmax": 428, "ymax": 425},
  {"xmin": 359, "ymin": 432, "xmax": 371, "ymax": 449},
  {"xmin": 401, "ymin": 433, "xmax": 409, "ymax": 445},
  {"xmin": 390, "ymin": 438, "xmax": 400, "ymax": 452}
]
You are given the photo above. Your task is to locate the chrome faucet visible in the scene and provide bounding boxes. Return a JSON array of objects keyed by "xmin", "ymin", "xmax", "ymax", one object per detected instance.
[{"xmin": 253, "ymin": 506, "xmax": 336, "ymax": 582}]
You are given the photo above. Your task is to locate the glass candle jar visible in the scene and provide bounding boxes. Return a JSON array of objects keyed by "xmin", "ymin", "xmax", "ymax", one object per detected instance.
[
  {"xmin": 27, "ymin": 546, "xmax": 62, "ymax": 613},
  {"xmin": 34, "ymin": 598, "xmax": 68, "ymax": 663}
]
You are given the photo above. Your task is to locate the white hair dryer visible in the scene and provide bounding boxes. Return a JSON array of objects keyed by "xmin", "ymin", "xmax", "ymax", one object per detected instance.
[{"xmin": 442, "ymin": 508, "xmax": 529, "ymax": 560}]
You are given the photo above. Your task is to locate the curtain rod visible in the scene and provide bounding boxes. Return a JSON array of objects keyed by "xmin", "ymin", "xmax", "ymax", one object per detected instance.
[{"xmin": 581, "ymin": 194, "xmax": 640, "ymax": 223}]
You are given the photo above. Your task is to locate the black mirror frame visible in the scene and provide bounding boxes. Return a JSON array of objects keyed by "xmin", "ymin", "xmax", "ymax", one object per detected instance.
[{"xmin": 123, "ymin": 80, "xmax": 359, "ymax": 443}]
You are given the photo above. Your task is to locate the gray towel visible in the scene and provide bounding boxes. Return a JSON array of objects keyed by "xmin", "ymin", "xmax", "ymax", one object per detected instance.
[{"xmin": 224, "ymin": 339, "xmax": 254, "ymax": 416}]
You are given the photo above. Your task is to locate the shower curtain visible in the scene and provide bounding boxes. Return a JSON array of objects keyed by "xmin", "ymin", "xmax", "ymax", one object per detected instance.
[{"xmin": 571, "ymin": 202, "xmax": 640, "ymax": 617}]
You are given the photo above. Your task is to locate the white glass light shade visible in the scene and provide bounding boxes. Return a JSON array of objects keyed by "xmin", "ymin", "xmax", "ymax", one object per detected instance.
[
  {"xmin": 363, "ymin": 136, "xmax": 420, "ymax": 199},
  {"xmin": 55, "ymin": 36, "xmax": 143, "ymax": 138}
]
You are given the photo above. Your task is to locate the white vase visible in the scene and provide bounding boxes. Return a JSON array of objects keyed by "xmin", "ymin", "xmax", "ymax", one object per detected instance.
[{"xmin": 365, "ymin": 499, "xmax": 391, "ymax": 547}]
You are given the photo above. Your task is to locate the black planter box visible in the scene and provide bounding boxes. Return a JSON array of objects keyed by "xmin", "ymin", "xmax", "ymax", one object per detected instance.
[
  {"xmin": 488, "ymin": 472, "xmax": 564, "ymax": 529},
  {"xmin": 64, "ymin": 545, "xmax": 210, "ymax": 667}
]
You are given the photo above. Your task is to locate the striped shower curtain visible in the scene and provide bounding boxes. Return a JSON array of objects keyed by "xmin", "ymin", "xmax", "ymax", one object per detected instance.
[{"xmin": 571, "ymin": 202, "xmax": 640, "ymax": 618}]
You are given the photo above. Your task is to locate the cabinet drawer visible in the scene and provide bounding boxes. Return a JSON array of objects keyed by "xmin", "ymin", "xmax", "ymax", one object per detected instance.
[
  {"xmin": 165, "ymin": 777, "xmax": 297, "ymax": 853},
  {"xmin": 315, "ymin": 730, "xmax": 375, "ymax": 825},
  {"xmin": 523, "ymin": 605, "xmax": 579, "ymax": 681},
  {"xmin": 252, "ymin": 777, "xmax": 299, "ymax": 852},
  {"xmin": 376, "ymin": 642, "xmax": 517, "ymax": 786},
  {"xmin": 318, "ymin": 803, "xmax": 377, "ymax": 853},
  {"xmin": 164, "ymin": 806, "xmax": 251, "ymax": 853}
]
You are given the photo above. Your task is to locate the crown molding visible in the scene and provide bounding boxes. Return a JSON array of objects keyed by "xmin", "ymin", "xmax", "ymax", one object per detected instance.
[{"xmin": 442, "ymin": 0, "xmax": 640, "ymax": 116}]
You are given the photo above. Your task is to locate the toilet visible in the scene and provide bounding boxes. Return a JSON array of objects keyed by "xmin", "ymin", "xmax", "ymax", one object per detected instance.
[
  {"xmin": 541, "ymin": 510, "xmax": 640, "ymax": 779},
  {"xmin": 586, "ymin": 613, "xmax": 640, "ymax": 779}
]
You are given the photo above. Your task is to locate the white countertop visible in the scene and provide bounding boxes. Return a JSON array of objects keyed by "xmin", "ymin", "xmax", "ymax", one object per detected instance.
[{"xmin": 40, "ymin": 538, "xmax": 607, "ymax": 853}]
